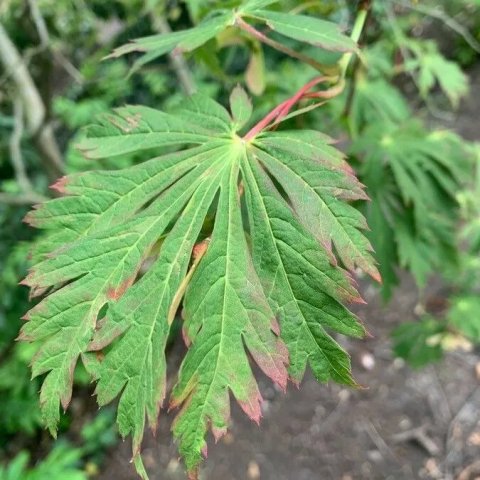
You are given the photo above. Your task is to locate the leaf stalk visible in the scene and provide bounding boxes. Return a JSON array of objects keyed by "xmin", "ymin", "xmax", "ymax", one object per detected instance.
[{"xmin": 242, "ymin": 1, "xmax": 371, "ymax": 140}]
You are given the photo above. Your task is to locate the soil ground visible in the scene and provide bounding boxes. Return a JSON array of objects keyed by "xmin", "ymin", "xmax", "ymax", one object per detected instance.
[{"xmin": 98, "ymin": 69, "xmax": 480, "ymax": 480}]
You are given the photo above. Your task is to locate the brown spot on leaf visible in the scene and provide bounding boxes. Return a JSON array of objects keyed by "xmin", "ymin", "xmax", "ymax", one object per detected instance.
[
  {"xmin": 106, "ymin": 278, "xmax": 132, "ymax": 301},
  {"xmin": 109, "ymin": 112, "xmax": 142, "ymax": 133}
]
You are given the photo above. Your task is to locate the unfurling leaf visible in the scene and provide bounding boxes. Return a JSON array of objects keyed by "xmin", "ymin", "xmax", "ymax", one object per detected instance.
[
  {"xmin": 230, "ymin": 85, "xmax": 252, "ymax": 129},
  {"xmin": 245, "ymin": 46, "xmax": 266, "ymax": 95},
  {"xmin": 22, "ymin": 91, "xmax": 375, "ymax": 477}
]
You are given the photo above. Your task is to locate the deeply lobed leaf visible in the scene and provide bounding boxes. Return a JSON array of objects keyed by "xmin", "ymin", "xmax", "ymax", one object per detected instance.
[
  {"xmin": 352, "ymin": 122, "xmax": 471, "ymax": 297},
  {"xmin": 109, "ymin": 2, "xmax": 356, "ymax": 72},
  {"xmin": 22, "ymin": 89, "xmax": 374, "ymax": 477}
]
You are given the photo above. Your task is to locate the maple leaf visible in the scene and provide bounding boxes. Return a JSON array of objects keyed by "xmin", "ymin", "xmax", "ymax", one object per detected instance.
[
  {"xmin": 405, "ymin": 40, "xmax": 469, "ymax": 108},
  {"xmin": 352, "ymin": 122, "xmax": 470, "ymax": 297},
  {"xmin": 21, "ymin": 85, "xmax": 375, "ymax": 477},
  {"xmin": 108, "ymin": 0, "xmax": 356, "ymax": 74}
]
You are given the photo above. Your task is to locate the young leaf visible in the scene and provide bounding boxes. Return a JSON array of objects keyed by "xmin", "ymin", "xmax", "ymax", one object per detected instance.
[
  {"xmin": 245, "ymin": 45, "xmax": 266, "ymax": 95},
  {"xmin": 229, "ymin": 85, "xmax": 252, "ymax": 130},
  {"xmin": 248, "ymin": 10, "xmax": 357, "ymax": 53},
  {"xmin": 108, "ymin": 12, "xmax": 235, "ymax": 71},
  {"xmin": 22, "ymin": 91, "xmax": 373, "ymax": 477},
  {"xmin": 110, "ymin": 3, "xmax": 356, "ymax": 72}
]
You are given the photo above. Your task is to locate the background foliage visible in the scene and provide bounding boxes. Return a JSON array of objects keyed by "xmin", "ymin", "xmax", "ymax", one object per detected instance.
[{"xmin": 0, "ymin": 0, "xmax": 479, "ymax": 478}]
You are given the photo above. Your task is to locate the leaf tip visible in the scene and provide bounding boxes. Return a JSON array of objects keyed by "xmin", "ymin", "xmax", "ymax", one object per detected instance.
[
  {"xmin": 18, "ymin": 276, "xmax": 30, "ymax": 287},
  {"xmin": 50, "ymin": 176, "xmax": 69, "ymax": 194}
]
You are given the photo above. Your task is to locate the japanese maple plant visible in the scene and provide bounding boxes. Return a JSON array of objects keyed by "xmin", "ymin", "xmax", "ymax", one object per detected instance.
[{"xmin": 21, "ymin": 1, "xmax": 379, "ymax": 478}]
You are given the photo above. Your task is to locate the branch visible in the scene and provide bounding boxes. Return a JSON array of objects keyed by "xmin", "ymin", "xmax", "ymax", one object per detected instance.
[
  {"xmin": 27, "ymin": 0, "xmax": 49, "ymax": 47},
  {"xmin": 339, "ymin": 1, "xmax": 370, "ymax": 78},
  {"xmin": 9, "ymin": 97, "xmax": 32, "ymax": 193},
  {"xmin": 6, "ymin": 97, "xmax": 47, "ymax": 205},
  {"xmin": 27, "ymin": 0, "xmax": 83, "ymax": 84},
  {"xmin": 149, "ymin": 13, "xmax": 196, "ymax": 95},
  {"xmin": 0, "ymin": 21, "xmax": 63, "ymax": 180}
]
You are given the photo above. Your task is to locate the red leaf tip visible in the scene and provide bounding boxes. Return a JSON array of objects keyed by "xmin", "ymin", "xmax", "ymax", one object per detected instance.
[
  {"xmin": 18, "ymin": 277, "xmax": 30, "ymax": 287},
  {"xmin": 49, "ymin": 176, "xmax": 69, "ymax": 194}
]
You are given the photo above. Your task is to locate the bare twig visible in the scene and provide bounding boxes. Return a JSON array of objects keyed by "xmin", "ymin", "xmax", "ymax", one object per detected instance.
[
  {"xmin": 457, "ymin": 460, "xmax": 480, "ymax": 480},
  {"xmin": 9, "ymin": 98, "xmax": 32, "ymax": 193},
  {"xmin": 0, "ymin": 21, "xmax": 63, "ymax": 180},
  {"xmin": 0, "ymin": 22, "xmax": 45, "ymax": 135},
  {"xmin": 414, "ymin": 365, "xmax": 453, "ymax": 428},
  {"xmin": 27, "ymin": 0, "xmax": 83, "ymax": 84},
  {"xmin": 0, "ymin": 191, "xmax": 46, "ymax": 205},
  {"xmin": 0, "ymin": 45, "xmax": 43, "ymax": 88},
  {"xmin": 392, "ymin": 424, "xmax": 440, "ymax": 456},
  {"xmin": 149, "ymin": 13, "xmax": 196, "ymax": 95},
  {"xmin": 5, "ymin": 96, "xmax": 47, "ymax": 206},
  {"xmin": 361, "ymin": 420, "xmax": 400, "ymax": 462},
  {"xmin": 27, "ymin": 0, "xmax": 49, "ymax": 46},
  {"xmin": 444, "ymin": 386, "xmax": 480, "ymax": 476}
]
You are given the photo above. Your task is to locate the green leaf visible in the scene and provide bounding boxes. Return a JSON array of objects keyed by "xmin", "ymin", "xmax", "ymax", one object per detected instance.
[
  {"xmin": 352, "ymin": 122, "xmax": 470, "ymax": 295},
  {"xmin": 418, "ymin": 52, "xmax": 468, "ymax": 107},
  {"xmin": 447, "ymin": 295, "xmax": 480, "ymax": 342},
  {"xmin": 171, "ymin": 161, "xmax": 288, "ymax": 473},
  {"xmin": 253, "ymin": 131, "xmax": 380, "ymax": 282},
  {"xmin": 349, "ymin": 78, "xmax": 410, "ymax": 137},
  {"xmin": 229, "ymin": 85, "xmax": 252, "ymax": 130},
  {"xmin": 392, "ymin": 318, "xmax": 444, "ymax": 369},
  {"xmin": 23, "ymin": 91, "xmax": 373, "ymax": 477},
  {"xmin": 0, "ymin": 444, "xmax": 87, "ymax": 480},
  {"xmin": 108, "ymin": 12, "xmax": 234, "ymax": 72},
  {"xmin": 110, "ymin": 4, "xmax": 355, "ymax": 72},
  {"xmin": 242, "ymin": 156, "xmax": 365, "ymax": 384},
  {"xmin": 240, "ymin": 0, "xmax": 279, "ymax": 11},
  {"xmin": 404, "ymin": 40, "xmax": 469, "ymax": 108},
  {"xmin": 248, "ymin": 10, "xmax": 357, "ymax": 53}
]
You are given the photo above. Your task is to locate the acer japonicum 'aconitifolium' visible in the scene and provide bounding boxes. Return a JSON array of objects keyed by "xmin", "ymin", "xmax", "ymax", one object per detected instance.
[{"xmin": 20, "ymin": 2, "xmax": 377, "ymax": 478}]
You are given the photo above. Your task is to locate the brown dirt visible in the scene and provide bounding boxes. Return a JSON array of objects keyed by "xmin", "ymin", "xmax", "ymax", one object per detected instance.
[{"xmin": 98, "ymin": 275, "xmax": 480, "ymax": 480}]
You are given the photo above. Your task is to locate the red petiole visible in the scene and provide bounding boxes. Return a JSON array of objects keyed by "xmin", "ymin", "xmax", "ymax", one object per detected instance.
[{"xmin": 243, "ymin": 76, "xmax": 344, "ymax": 141}]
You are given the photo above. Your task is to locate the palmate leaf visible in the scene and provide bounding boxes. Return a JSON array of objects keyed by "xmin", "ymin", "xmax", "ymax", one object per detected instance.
[
  {"xmin": 109, "ymin": 2, "xmax": 356, "ymax": 72},
  {"xmin": 404, "ymin": 40, "xmax": 469, "ymax": 108},
  {"xmin": 21, "ymin": 89, "xmax": 376, "ymax": 478},
  {"xmin": 352, "ymin": 122, "xmax": 470, "ymax": 297}
]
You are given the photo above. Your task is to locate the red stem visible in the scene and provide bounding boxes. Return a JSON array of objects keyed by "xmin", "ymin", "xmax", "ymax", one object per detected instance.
[
  {"xmin": 235, "ymin": 16, "xmax": 339, "ymax": 76},
  {"xmin": 243, "ymin": 76, "xmax": 343, "ymax": 141}
]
